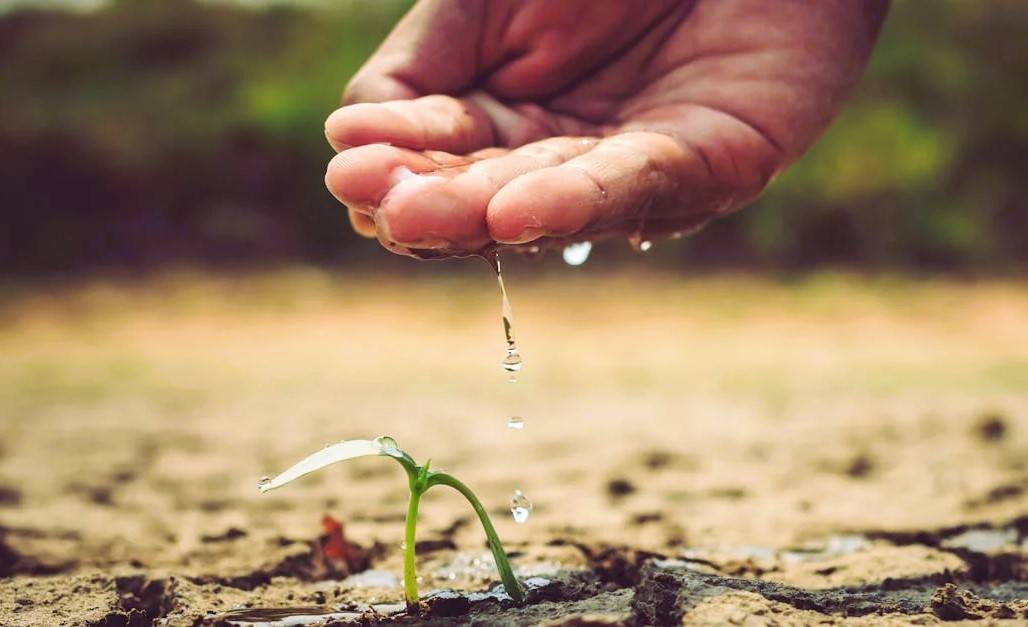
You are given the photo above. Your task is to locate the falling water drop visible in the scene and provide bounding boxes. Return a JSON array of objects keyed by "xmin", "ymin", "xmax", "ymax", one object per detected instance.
[
  {"xmin": 502, "ymin": 349, "xmax": 523, "ymax": 372},
  {"xmin": 510, "ymin": 489, "xmax": 533, "ymax": 523},
  {"xmin": 491, "ymin": 252, "xmax": 523, "ymax": 382},
  {"xmin": 562, "ymin": 241, "xmax": 592, "ymax": 266},
  {"xmin": 507, "ymin": 417, "xmax": 525, "ymax": 430},
  {"xmin": 627, "ymin": 228, "xmax": 654, "ymax": 252}
]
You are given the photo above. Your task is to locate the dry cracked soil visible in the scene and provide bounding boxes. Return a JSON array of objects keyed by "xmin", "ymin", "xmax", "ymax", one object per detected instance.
[{"xmin": 1, "ymin": 270, "xmax": 1026, "ymax": 625}]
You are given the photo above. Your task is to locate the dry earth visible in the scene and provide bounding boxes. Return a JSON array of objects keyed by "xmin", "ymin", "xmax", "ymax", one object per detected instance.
[{"xmin": 1, "ymin": 266, "xmax": 1026, "ymax": 625}]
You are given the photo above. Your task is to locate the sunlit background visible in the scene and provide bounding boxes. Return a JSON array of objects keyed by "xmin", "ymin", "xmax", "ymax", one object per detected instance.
[{"xmin": 1, "ymin": 1, "xmax": 1027, "ymax": 624}]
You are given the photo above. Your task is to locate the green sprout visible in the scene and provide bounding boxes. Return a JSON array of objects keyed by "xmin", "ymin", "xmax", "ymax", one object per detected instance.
[{"xmin": 258, "ymin": 435, "xmax": 526, "ymax": 614}]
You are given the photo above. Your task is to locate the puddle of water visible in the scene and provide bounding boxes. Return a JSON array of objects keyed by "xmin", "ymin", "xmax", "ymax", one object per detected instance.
[
  {"xmin": 941, "ymin": 528, "xmax": 1019, "ymax": 552},
  {"xmin": 653, "ymin": 558, "xmax": 720, "ymax": 574},
  {"xmin": 681, "ymin": 534, "xmax": 871, "ymax": 567},
  {"xmin": 217, "ymin": 607, "xmax": 361, "ymax": 627},
  {"xmin": 341, "ymin": 569, "xmax": 400, "ymax": 588},
  {"xmin": 369, "ymin": 602, "xmax": 406, "ymax": 616},
  {"xmin": 780, "ymin": 534, "xmax": 869, "ymax": 564},
  {"xmin": 428, "ymin": 576, "xmax": 553, "ymax": 604}
]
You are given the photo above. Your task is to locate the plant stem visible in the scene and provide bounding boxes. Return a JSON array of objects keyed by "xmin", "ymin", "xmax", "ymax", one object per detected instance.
[
  {"xmin": 428, "ymin": 472, "xmax": 526, "ymax": 604},
  {"xmin": 403, "ymin": 487, "xmax": 422, "ymax": 614}
]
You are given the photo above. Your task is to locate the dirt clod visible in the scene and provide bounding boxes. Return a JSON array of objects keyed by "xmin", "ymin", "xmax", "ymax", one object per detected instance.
[
  {"xmin": 845, "ymin": 453, "xmax": 875, "ymax": 478},
  {"xmin": 201, "ymin": 527, "xmax": 248, "ymax": 543},
  {"xmin": 605, "ymin": 479, "xmax": 636, "ymax": 498},
  {"xmin": 976, "ymin": 413, "xmax": 1008, "ymax": 442},
  {"xmin": 0, "ymin": 487, "xmax": 21, "ymax": 507},
  {"xmin": 929, "ymin": 583, "xmax": 1025, "ymax": 621}
]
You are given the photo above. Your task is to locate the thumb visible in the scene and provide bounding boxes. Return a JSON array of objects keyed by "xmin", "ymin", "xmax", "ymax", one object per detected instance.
[{"xmin": 341, "ymin": 0, "xmax": 484, "ymax": 106}]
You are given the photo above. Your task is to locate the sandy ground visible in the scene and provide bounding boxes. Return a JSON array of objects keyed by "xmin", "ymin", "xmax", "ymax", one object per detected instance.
[{"xmin": 0, "ymin": 265, "xmax": 1026, "ymax": 625}]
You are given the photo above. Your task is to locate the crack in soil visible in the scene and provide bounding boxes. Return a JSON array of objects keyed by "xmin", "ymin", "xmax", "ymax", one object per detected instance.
[
  {"xmin": 42, "ymin": 536, "xmax": 1024, "ymax": 626},
  {"xmin": 0, "ymin": 527, "xmax": 77, "ymax": 577},
  {"xmin": 65, "ymin": 547, "xmax": 1027, "ymax": 626},
  {"xmin": 634, "ymin": 562, "xmax": 934, "ymax": 623},
  {"xmin": 862, "ymin": 515, "xmax": 1028, "ymax": 582},
  {"xmin": 95, "ymin": 576, "xmax": 170, "ymax": 627},
  {"xmin": 554, "ymin": 540, "xmax": 665, "ymax": 587}
]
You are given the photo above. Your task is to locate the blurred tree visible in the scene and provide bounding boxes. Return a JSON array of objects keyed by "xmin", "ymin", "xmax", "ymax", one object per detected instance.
[{"xmin": 1, "ymin": 0, "xmax": 1025, "ymax": 275}]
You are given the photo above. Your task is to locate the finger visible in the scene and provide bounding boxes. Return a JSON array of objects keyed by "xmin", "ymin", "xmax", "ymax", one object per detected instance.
[
  {"xmin": 348, "ymin": 209, "xmax": 377, "ymax": 239},
  {"xmin": 324, "ymin": 143, "xmax": 469, "ymax": 213},
  {"xmin": 486, "ymin": 131, "xmax": 709, "ymax": 244},
  {"xmin": 325, "ymin": 94, "xmax": 495, "ymax": 154},
  {"xmin": 374, "ymin": 137, "xmax": 599, "ymax": 249}
]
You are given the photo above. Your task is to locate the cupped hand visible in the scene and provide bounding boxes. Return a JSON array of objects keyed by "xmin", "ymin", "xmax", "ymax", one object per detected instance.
[{"xmin": 324, "ymin": 0, "xmax": 887, "ymax": 258}]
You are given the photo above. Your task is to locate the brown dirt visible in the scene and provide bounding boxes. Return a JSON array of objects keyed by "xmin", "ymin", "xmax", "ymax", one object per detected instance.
[{"xmin": 1, "ymin": 269, "xmax": 1027, "ymax": 625}]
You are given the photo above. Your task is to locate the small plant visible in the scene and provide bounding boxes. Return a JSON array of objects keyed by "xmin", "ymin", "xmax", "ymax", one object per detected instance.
[{"xmin": 258, "ymin": 435, "xmax": 526, "ymax": 614}]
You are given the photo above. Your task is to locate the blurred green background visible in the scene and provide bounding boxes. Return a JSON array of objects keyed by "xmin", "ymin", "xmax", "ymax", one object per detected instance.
[{"xmin": 2, "ymin": 0, "xmax": 1026, "ymax": 276}]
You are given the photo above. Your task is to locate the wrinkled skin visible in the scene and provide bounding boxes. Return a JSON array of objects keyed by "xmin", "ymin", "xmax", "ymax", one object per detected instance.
[{"xmin": 324, "ymin": 0, "xmax": 888, "ymax": 258}]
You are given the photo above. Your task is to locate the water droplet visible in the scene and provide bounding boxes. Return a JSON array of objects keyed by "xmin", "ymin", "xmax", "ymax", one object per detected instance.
[
  {"xmin": 507, "ymin": 417, "xmax": 525, "ymax": 430},
  {"xmin": 628, "ymin": 229, "xmax": 653, "ymax": 252},
  {"xmin": 257, "ymin": 476, "xmax": 271, "ymax": 491},
  {"xmin": 374, "ymin": 436, "xmax": 399, "ymax": 452},
  {"xmin": 502, "ymin": 349, "xmax": 523, "ymax": 373},
  {"xmin": 492, "ymin": 252, "xmax": 524, "ymax": 380},
  {"xmin": 511, "ymin": 489, "xmax": 533, "ymax": 524},
  {"xmin": 562, "ymin": 241, "xmax": 592, "ymax": 266},
  {"xmin": 523, "ymin": 244, "xmax": 543, "ymax": 259}
]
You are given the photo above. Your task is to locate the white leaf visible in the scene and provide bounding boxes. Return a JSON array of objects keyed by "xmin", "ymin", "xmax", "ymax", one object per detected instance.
[{"xmin": 258, "ymin": 439, "xmax": 384, "ymax": 493}]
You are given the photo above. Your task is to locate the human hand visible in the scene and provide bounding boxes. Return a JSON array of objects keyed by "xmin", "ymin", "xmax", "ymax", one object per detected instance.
[{"xmin": 324, "ymin": 0, "xmax": 887, "ymax": 258}]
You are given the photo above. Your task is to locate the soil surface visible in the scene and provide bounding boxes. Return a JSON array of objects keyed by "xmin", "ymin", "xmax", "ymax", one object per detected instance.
[{"xmin": 1, "ymin": 270, "xmax": 1026, "ymax": 625}]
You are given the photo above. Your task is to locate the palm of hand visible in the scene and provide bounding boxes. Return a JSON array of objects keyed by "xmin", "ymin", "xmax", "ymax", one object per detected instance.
[{"xmin": 325, "ymin": 0, "xmax": 884, "ymax": 257}]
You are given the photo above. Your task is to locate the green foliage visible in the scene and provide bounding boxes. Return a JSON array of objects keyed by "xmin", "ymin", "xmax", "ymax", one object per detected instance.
[{"xmin": 737, "ymin": 0, "xmax": 1028, "ymax": 270}]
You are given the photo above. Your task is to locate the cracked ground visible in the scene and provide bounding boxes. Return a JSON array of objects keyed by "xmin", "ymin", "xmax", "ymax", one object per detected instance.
[{"xmin": 1, "ymin": 269, "xmax": 1026, "ymax": 625}]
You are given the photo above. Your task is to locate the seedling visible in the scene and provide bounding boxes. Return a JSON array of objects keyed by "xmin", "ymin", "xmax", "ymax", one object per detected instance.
[{"xmin": 258, "ymin": 436, "xmax": 526, "ymax": 614}]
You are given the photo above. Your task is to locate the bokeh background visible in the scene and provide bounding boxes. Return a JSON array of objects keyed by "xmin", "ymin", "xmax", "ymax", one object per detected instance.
[
  {"xmin": 2, "ymin": 0, "xmax": 1027, "ymax": 277},
  {"xmin": 2, "ymin": 2, "xmax": 1028, "ymax": 624}
]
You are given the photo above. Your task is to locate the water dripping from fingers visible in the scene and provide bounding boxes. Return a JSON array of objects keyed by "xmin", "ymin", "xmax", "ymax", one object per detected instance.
[
  {"xmin": 562, "ymin": 241, "xmax": 592, "ymax": 266},
  {"xmin": 488, "ymin": 252, "xmax": 522, "ymax": 383}
]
